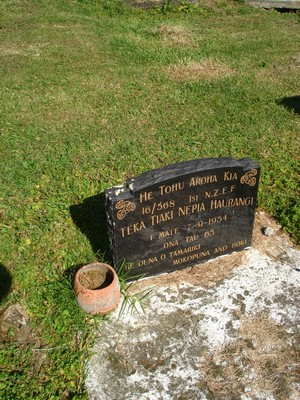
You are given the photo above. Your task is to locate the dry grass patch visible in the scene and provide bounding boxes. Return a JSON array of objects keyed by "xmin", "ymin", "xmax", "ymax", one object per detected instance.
[
  {"xmin": 254, "ymin": 54, "xmax": 300, "ymax": 87},
  {"xmin": 0, "ymin": 42, "xmax": 50, "ymax": 57},
  {"xmin": 166, "ymin": 59, "xmax": 234, "ymax": 82},
  {"xmin": 202, "ymin": 314, "xmax": 300, "ymax": 399},
  {"xmin": 156, "ymin": 24, "xmax": 193, "ymax": 47}
]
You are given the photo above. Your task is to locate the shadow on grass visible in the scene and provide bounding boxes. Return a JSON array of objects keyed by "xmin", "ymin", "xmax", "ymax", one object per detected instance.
[
  {"xmin": 277, "ymin": 96, "xmax": 300, "ymax": 115},
  {"xmin": 63, "ymin": 263, "xmax": 83, "ymax": 283},
  {"xmin": 70, "ymin": 193, "xmax": 112, "ymax": 262},
  {"xmin": 0, "ymin": 263, "xmax": 12, "ymax": 303}
]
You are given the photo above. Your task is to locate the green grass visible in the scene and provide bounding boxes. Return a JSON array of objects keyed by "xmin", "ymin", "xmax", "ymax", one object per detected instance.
[{"xmin": 0, "ymin": 0, "xmax": 299, "ymax": 397}]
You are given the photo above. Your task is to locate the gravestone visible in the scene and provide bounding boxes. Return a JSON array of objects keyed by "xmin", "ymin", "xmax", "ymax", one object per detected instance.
[{"xmin": 105, "ymin": 157, "xmax": 260, "ymax": 277}]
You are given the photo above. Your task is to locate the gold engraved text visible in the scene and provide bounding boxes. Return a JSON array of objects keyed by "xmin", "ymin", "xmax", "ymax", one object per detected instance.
[
  {"xmin": 189, "ymin": 175, "xmax": 217, "ymax": 187},
  {"xmin": 205, "ymin": 185, "xmax": 236, "ymax": 198},
  {"xmin": 142, "ymin": 200, "xmax": 175, "ymax": 215},
  {"xmin": 121, "ymin": 220, "xmax": 146, "ymax": 237},
  {"xmin": 210, "ymin": 196, "xmax": 254, "ymax": 209},
  {"xmin": 188, "ymin": 195, "xmax": 199, "ymax": 202},
  {"xmin": 169, "ymin": 244, "xmax": 201, "ymax": 258},
  {"xmin": 163, "ymin": 240, "xmax": 179, "ymax": 249},
  {"xmin": 172, "ymin": 250, "xmax": 210, "ymax": 265},
  {"xmin": 159, "ymin": 182, "xmax": 184, "ymax": 195},
  {"xmin": 158, "ymin": 228, "xmax": 179, "ymax": 238},
  {"xmin": 214, "ymin": 245, "xmax": 228, "ymax": 254},
  {"xmin": 224, "ymin": 171, "xmax": 238, "ymax": 181},
  {"xmin": 232, "ymin": 239, "xmax": 246, "ymax": 248},
  {"xmin": 186, "ymin": 235, "xmax": 198, "ymax": 243},
  {"xmin": 151, "ymin": 211, "xmax": 174, "ymax": 226},
  {"xmin": 139, "ymin": 191, "xmax": 153, "ymax": 203},
  {"xmin": 178, "ymin": 202, "xmax": 205, "ymax": 216}
]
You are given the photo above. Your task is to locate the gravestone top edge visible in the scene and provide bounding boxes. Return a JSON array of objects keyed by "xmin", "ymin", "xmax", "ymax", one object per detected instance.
[{"xmin": 105, "ymin": 157, "xmax": 259, "ymax": 200}]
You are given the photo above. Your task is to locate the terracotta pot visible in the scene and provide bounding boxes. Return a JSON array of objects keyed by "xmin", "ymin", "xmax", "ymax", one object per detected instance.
[{"xmin": 74, "ymin": 262, "xmax": 120, "ymax": 315}]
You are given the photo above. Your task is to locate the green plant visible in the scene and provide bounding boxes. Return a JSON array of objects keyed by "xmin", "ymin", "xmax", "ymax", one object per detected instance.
[
  {"xmin": 178, "ymin": 2, "xmax": 194, "ymax": 13},
  {"xmin": 117, "ymin": 262, "xmax": 154, "ymax": 317}
]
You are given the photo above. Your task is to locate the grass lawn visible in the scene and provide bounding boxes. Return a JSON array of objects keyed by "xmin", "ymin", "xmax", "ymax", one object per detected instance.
[{"xmin": 0, "ymin": 0, "xmax": 299, "ymax": 397}]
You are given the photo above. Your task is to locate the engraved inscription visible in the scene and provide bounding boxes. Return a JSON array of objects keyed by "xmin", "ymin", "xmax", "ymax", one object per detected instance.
[
  {"xmin": 189, "ymin": 175, "xmax": 217, "ymax": 186},
  {"xmin": 178, "ymin": 203, "xmax": 206, "ymax": 216},
  {"xmin": 158, "ymin": 228, "xmax": 179, "ymax": 238},
  {"xmin": 151, "ymin": 211, "xmax": 174, "ymax": 226},
  {"xmin": 106, "ymin": 157, "xmax": 260, "ymax": 277},
  {"xmin": 121, "ymin": 221, "xmax": 146, "ymax": 237},
  {"xmin": 205, "ymin": 185, "xmax": 236, "ymax": 198},
  {"xmin": 210, "ymin": 197, "xmax": 254, "ymax": 209},
  {"xmin": 224, "ymin": 171, "xmax": 238, "ymax": 181},
  {"xmin": 159, "ymin": 182, "xmax": 184, "ymax": 194}
]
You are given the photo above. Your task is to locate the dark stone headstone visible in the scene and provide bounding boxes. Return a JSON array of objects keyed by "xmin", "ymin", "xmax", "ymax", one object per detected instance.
[{"xmin": 105, "ymin": 157, "xmax": 260, "ymax": 277}]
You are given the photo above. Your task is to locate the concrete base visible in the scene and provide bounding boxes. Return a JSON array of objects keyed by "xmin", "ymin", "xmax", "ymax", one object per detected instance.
[
  {"xmin": 247, "ymin": 0, "xmax": 300, "ymax": 8},
  {"xmin": 86, "ymin": 211, "xmax": 300, "ymax": 400}
]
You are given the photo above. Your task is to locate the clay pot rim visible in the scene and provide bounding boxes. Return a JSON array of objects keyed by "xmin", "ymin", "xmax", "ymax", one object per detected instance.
[{"xmin": 74, "ymin": 262, "xmax": 118, "ymax": 294}]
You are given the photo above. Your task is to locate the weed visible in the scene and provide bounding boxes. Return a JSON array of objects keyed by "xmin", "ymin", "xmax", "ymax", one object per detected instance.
[
  {"xmin": 160, "ymin": 0, "xmax": 174, "ymax": 13},
  {"xmin": 117, "ymin": 262, "xmax": 154, "ymax": 317}
]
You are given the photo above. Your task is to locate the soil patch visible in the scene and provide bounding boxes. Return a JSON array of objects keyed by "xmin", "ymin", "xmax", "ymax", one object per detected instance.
[
  {"xmin": 79, "ymin": 269, "xmax": 113, "ymax": 290},
  {"xmin": 156, "ymin": 24, "xmax": 193, "ymax": 47},
  {"xmin": 203, "ymin": 313, "xmax": 300, "ymax": 399},
  {"xmin": 165, "ymin": 59, "xmax": 234, "ymax": 82}
]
